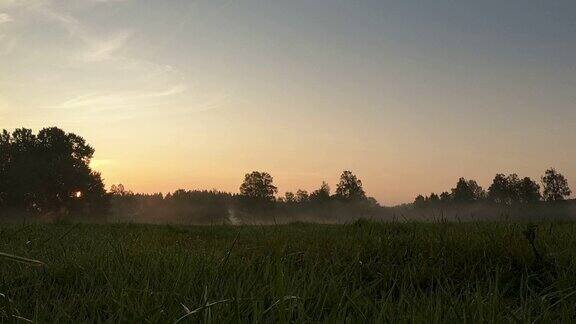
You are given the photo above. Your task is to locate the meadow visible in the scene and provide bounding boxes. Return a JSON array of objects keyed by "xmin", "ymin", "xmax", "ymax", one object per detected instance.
[{"xmin": 1, "ymin": 221, "xmax": 576, "ymax": 323}]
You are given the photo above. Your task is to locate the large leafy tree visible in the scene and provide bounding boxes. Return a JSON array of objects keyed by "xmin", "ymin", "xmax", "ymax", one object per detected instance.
[
  {"xmin": 239, "ymin": 171, "xmax": 278, "ymax": 201},
  {"xmin": 517, "ymin": 177, "xmax": 541, "ymax": 203},
  {"xmin": 488, "ymin": 174, "xmax": 521, "ymax": 205},
  {"xmin": 541, "ymin": 168, "xmax": 571, "ymax": 202},
  {"xmin": 488, "ymin": 174, "xmax": 513, "ymax": 205},
  {"xmin": 0, "ymin": 127, "xmax": 108, "ymax": 214},
  {"xmin": 488, "ymin": 174, "xmax": 541, "ymax": 205},
  {"xmin": 335, "ymin": 171, "xmax": 366, "ymax": 201}
]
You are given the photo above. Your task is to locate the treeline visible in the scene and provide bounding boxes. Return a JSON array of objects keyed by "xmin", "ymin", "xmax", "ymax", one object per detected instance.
[
  {"xmin": 1, "ymin": 127, "xmax": 574, "ymax": 224},
  {"xmin": 109, "ymin": 171, "xmax": 381, "ymax": 224},
  {"xmin": 0, "ymin": 127, "xmax": 381, "ymax": 223},
  {"xmin": 413, "ymin": 170, "xmax": 572, "ymax": 208}
]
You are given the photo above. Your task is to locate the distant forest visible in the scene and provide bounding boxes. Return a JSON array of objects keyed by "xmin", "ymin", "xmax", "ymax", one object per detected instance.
[{"xmin": 1, "ymin": 127, "xmax": 574, "ymax": 224}]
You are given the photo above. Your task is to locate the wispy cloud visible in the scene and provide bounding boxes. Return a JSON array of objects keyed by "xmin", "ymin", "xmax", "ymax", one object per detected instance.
[
  {"xmin": 145, "ymin": 84, "xmax": 187, "ymax": 98},
  {"xmin": 82, "ymin": 30, "xmax": 132, "ymax": 62},
  {"xmin": 32, "ymin": 3, "xmax": 131, "ymax": 62},
  {"xmin": 0, "ymin": 12, "xmax": 12, "ymax": 24},
  {"xmin": 52, "ymin": 83, "xmax": 188, "ymax": 111},
  {"xmin": 2, "ymin": 0, "xmax": 227, "ymax": 122},
  {"xmin": 26, "ymin": 1, "xmax": 189, "ymax": 108}
]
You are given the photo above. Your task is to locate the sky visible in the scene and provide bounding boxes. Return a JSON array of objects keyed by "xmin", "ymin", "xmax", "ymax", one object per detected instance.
[{"xmin": 1, "ymin": 0, "xmax": 575, "ymax": 205}]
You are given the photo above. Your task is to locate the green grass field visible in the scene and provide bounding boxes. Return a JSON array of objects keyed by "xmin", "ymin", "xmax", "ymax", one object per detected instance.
[{"xmin": 1, "ymin": 221, "xmax": 576, "ymax": 323}]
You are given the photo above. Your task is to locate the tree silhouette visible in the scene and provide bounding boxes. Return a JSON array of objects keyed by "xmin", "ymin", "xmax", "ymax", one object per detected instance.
[
  {"xmin": 309, "ymin": 181, "xmax": 331, "ymax": 203},
  {"xmin": 488, "ymin": 174, "xmax": 510, "ymax": 204},
  {"xmin": 468, "ymin": 180, "xmax": 486, "ymax": 201},
  {"xmin": 439, "ymin": 191, "xmax": 452, "ymax": 202},
  {"xmin": 488, "ymin": 174, "xmax": 540, "ymax": 205},
  {"xmin": 110, "ymin": 184, "xmax": 134, "ymax": 197},
  {"xmin": 488, "ymin": 174, "xmax": 519, "ymax": 205},
  {"xmin": 335, "ymin": 171, "xmax": 366, "ymax": 201},
  {"xmin": 517, "ymin": 177, "xmax": 541, "ymax": 203},
  {"xmin": 451, "ymin": 178, "xmax": 484, "ymax": 202},
  {"xmin": 295, "ymin": 190, "xmax": 309, "ymax": 203},
  {"xmin": 284, "ymin": 192, "xmax": 296, "ymax": 203},
  {"xmin": 541, "ymin": 168, "xmax": 571, "ymax": 202},
  {"xmin": 414, "ymin": 194, "xmax": 426, "ymax": 208},
  {"xmin": 0, "ymin": 127, "xmax": 108, "ymax": 214},
  {"xmin": 413, "ymin": 193, "xmax": 439, "ymax": 208},
  {"xmin": 239, "ymin": 171, "xmax": 278, "ymax": 201},
  {"xmin": 0, "ymin": 131, "xmax": 9, "ymax": 207}
]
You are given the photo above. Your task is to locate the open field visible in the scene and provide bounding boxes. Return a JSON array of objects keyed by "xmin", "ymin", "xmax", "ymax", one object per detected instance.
[{"xmin": 1, "ymin": 221, "xmax": 576, "ymax": 323}]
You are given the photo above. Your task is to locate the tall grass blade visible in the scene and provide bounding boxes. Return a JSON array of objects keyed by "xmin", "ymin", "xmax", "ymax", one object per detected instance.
[{"xmin": 0, "ymin": 252, "xmax": 44, "ymax": 267}]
